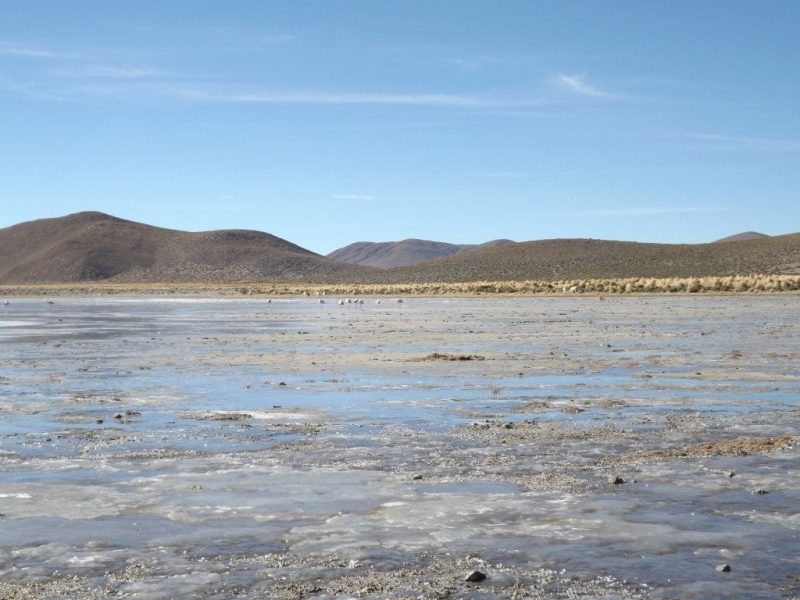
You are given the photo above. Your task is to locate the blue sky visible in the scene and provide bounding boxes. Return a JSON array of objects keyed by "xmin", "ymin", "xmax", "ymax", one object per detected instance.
[{"xmin": 1, "ymin": 1, "xmax": 798, "ymax": 253}]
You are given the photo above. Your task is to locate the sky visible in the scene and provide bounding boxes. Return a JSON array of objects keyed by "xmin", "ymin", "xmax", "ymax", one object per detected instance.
[{"xmin": 1, "ymin": 1, "xmax": 799, "ymax": 254}]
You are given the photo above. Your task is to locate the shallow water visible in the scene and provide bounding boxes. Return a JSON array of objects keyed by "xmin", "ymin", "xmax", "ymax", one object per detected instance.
[{"xmin": 0, "ymin": 296, "xmax": 798, "ymax": 599}]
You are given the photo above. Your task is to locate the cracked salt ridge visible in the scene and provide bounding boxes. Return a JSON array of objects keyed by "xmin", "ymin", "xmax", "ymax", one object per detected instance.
[{"xmin": 0, "ymin": 297, "xmax": 799, "ymax": 599}]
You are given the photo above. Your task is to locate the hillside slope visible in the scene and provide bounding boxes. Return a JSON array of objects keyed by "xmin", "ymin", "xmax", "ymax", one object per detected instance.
[
  {"xmin": 356, "ymin": 234, "xmax": 800, "ymax": 283},
  {"xmin": 714, "ymin": 231, "xmax": 771, "ymax": 243},
  {"xmin": 328, "ymin": 238, "xmax": 515, "ymax": 268},
  {"xmin": 0, "ymin": 212, "xmax": 367, "ymax": 283}
]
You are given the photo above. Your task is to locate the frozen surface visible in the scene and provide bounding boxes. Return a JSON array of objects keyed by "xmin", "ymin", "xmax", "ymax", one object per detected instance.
[{"xmin": 0, "ymin": 296, "xmax": 798, "ymax": 599}]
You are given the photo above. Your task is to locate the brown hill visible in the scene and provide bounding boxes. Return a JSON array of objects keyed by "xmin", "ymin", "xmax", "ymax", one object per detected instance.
[
  {"xmin": 714, "ymin": 231, "xmax": 770, "ymax": 243},
  {"xmin": 327, "ymin": 238, "xmax": 516, "ymax": 268},
  {"xmin": 0, "ymin": 212, "xmax": 367, "ymax": 283},
  {"xmin": 355, "ymin": 234, "xmax": 800, "ymax": 284}
]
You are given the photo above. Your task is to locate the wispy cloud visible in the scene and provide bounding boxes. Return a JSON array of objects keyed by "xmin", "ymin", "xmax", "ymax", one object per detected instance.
[
  {"xmin": 52, "ymin": 64, "xmax": 164, "ymax": 79},
  {"xmin": 332, "ymin": 193, "xmax": 375, "ymax": 201},
  {"xmin": 563, "ymin": 206, "xmax": 729, "ymax": 218},
  {"xmin": 221, "ymin": 90, "xmax": 519, "ymax": 107},
  {"xmin": 0, "ymin": 40, "xmax": 84, "ymax": 60},
  {"xmin": 439, "ymin": 54, "xmax": 502, "ymax": 70},
  {"xmin": 51, "ymin": 65, "xmax": 167, "ymax": 79},
  {"xmin": 58, "ymin": 83, "xmax": 559, "ymax": 109},
  {"xmin": 682, "ymin": 132, "xmax": 800, "ymax": 153},
  {"xmin": 554, "ymin": 73, "xmax": 612, "ymax": 98},
  {"xmin": 0, "ymin": 41, "xmax": 622, "ymax": 114}
]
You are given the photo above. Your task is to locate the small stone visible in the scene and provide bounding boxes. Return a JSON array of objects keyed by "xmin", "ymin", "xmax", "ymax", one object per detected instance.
[
  {"xmin": 728, "ymin": 471, "xmax": 736, "ymax": 478},
  {"xmin": 611, "ymin": 476, "xmax": 625, "ymax": 485},
  {"xmin": 412, "ymin": 474, "xmax": 423, "ymax": 481},
  {"xmin": 716, "ymin": 564, "xmax": 731, "ymax": 572},
  {"xmin": 114, "ymin": 414, "xmax": 123, "ymax": 420},
  {"xmin": 465, "ymin": 570, "xmax": 486, "ymax": 582},
  {"xmin": 278, "ymin": 382, "xmax": 287, "ymax": 386},
  {"xmin": 755, "ymin": 489, "xmax": 769, "ymax": 495},
  {"xmin": 96, "ymin": 419, "xmax": 103, "ymax": 424}
]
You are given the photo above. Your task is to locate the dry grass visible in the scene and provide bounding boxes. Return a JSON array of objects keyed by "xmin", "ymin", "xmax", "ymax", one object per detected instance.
[{"xmin": 3, "ymin": 274, "xmax": 800, "ymax": 297}]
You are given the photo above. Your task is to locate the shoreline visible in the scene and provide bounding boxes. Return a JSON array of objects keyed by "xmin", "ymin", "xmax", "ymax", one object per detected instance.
[{"xmin": 2, "ymin": 274, "xmax": 800, "ymax": 297}]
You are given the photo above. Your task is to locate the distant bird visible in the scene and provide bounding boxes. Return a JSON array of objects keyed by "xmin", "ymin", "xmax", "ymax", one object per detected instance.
[
  {"xmin": 46, "ymin": 300, "xmax": 55, "ymax": 305},
  {"xmin": 396, "ymin": 298, "xmax": 404, "ymax": 304},
  {"xmin": 2, "ymin": 300, "xmax": 9, "ymax": 306},
  {"xmin": 267, "ymin": 299, "xmax": 272, "ymax": 304},
  {"xmin": 358, "ymin": 299, "xmax": 364, "ymax": 304},
  {"xmin": 319, "ymin": 299, "xmax": 325, "ymax": 304},
  {"xmin": 598, "ymin": 296, "xmax": 606, "ymax": 302},
  {"xmin": 338, "ymin": 299, "xmax": 345, "ymax": 305},
  {"xmin": 375, "ymin": 299, "xmax": 381, "ymax": 304}
]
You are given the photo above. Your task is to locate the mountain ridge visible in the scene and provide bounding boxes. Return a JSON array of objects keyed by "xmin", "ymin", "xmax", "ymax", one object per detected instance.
[
  {"xmin": 327, "ymin": 238, "xmax": 515, "ymax": 268},
  {"xmin": 714, "ymin": 231, "xmax": 770, "ymax": 243},
  {"xmin": 1, "ymin": 212, "xmax": 798, "ymax": 284},
  {"xmin": 0, "ymin": 211, "xmax": 367, "ymax": 283}
]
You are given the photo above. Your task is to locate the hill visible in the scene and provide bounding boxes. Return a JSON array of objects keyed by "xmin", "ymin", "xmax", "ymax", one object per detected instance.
[
  {"xmin": 714, "ymin": 231, "xmax": 771, "ymax": 243},
  {"xmin": 355, "ymin": 234, "xmax": 800, "ymax": 284},
  {"xmin": 0, "ymin": 212, "xmax": 367, "ymax": 283},
  {"xmin": 1, "ymin": 213, "xmax": 798, "ymax": 286},
  {"xmin": 327, "ymin": 238, "xmax": 516, "ymax": 268}
]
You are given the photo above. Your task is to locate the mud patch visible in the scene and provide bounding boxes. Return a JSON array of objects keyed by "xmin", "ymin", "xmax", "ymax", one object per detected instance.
[
  {"xmin": 414, "ymin": 352, "xmax": 486, "ymax": 361},
  {"xmin": 642, "ymin": 435, "xmax": 796, "ymax": 459}
]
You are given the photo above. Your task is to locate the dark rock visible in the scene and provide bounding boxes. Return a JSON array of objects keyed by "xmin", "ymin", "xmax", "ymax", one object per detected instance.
[
  {"xmin": 755, "ymin": 489, "xmax": 769, "ymax": 495},
  {"xmin": 611, "ymin": 476, "xmax": 625, "ymax": 485},
  {"xmin": 716, "ymin": 564, "xmax": 731, "ymax": 572},
  {"xmin": 412, "ymin": 474, "xmax": 423, "ymax": 480},
  {"xmin": 96, "ymin": 419, "xmax": 103, "ymax": 424},
  {"xmin": 465, "ymin": 570, "xmax": 486, "ymax": 582}
]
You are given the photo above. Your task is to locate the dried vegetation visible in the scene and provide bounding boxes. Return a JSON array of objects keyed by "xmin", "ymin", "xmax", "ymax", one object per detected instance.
[{"xmin": 3, "ymin": 274, "xmax": 800, "ymax": 297}]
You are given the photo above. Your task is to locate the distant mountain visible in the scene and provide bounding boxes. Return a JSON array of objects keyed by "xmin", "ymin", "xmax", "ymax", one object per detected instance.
[
  {"xmin": 714, "ymin": 231, "xmax": 770, "ymax": 243},
  {"xmin": 0, "ymin": 212, "xmax": 367, "ymax": 283},
  {"xmin": 353, "ymin": 234, "xmax": 800, "ymax": 283},
  {"xmin": 2, "ymin": 212, "xmax": 798, "ymax": 285},
  {"xmin": 327, "ymin": 238, "xmax": 516, "ymax": 268}
]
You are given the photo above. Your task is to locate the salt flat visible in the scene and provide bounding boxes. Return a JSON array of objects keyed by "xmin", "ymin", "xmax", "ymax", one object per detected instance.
[{"xmin": 0, "ymin": 297, "xmax": 798, "ymax": 599}]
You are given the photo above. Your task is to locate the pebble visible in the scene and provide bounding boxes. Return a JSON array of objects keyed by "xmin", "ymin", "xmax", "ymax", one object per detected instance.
[
  {"xmin": 465, "ymin": 570, "xmax": 486, "ymax": 582},
  {"xmin": 611, "ymin": 476, "xmax": 625, "ymax": 485},
  {"xmin": 716, "ymin": 564, "xmax": 731, "ymax": 572}
]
